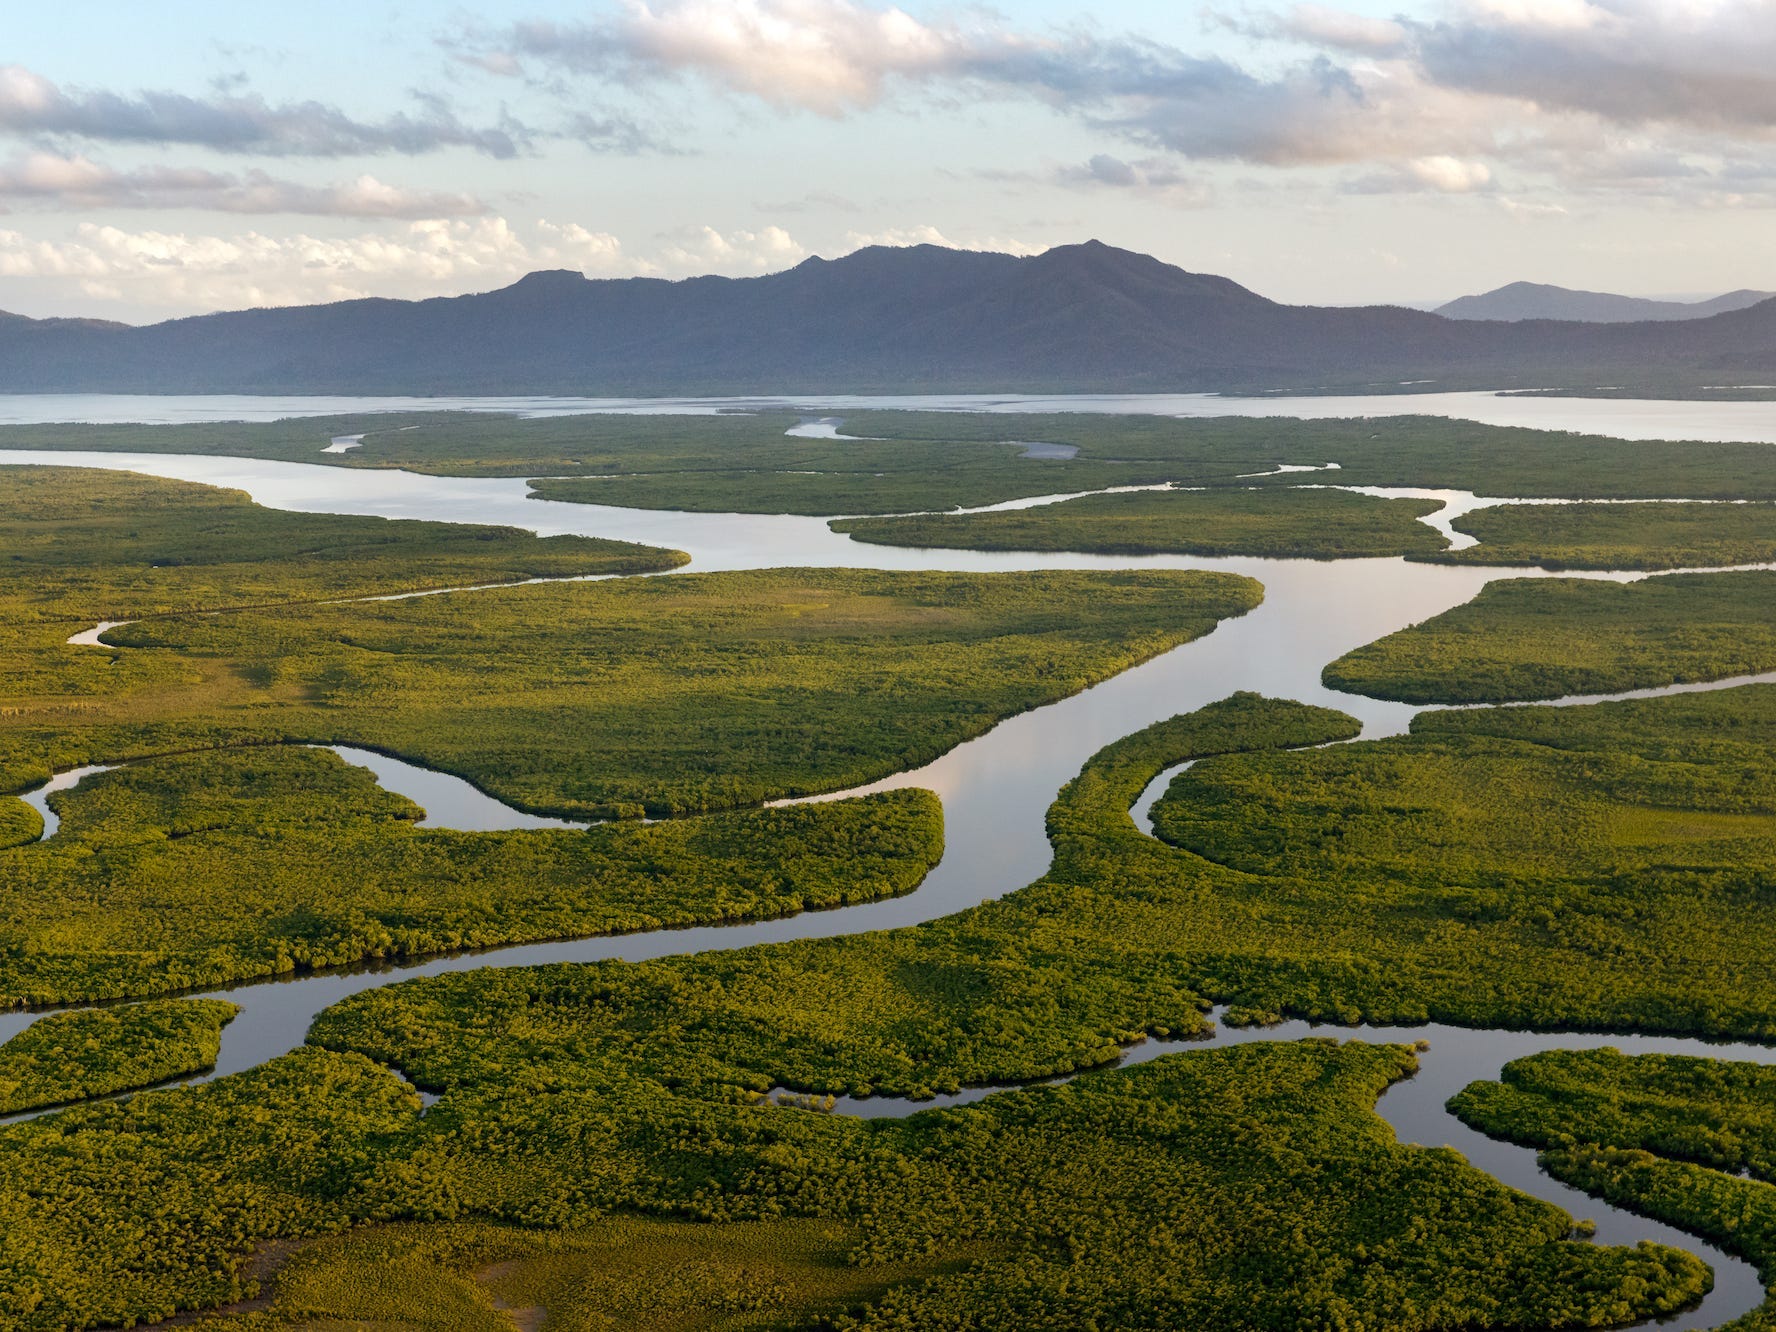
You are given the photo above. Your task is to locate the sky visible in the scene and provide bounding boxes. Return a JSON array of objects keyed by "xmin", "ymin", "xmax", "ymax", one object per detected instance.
[{"xmin": 5, "ymin": 0, "xmax": 1776, "ymax": 322}]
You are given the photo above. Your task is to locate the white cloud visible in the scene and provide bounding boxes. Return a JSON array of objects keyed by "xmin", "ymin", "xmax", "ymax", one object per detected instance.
[
  {"xmin": 0, "ymin": 216, "xmax": 818, "ymax": 314},
  {"xmin": 839, "ymin": 225, "xmax": 1047, "ymax": 255},
  {"xmin": 503, "ymin": 0, "xmax": 987, "ymax": 116},
  {"xmin": 1409, "ymin": 155, "xmax": 1494, "ymax": 192},
  {"xmin": 485, "ymin": 0, "xmax": 1776, "ymax": 205},
  {"xmin": 657, "ymin": 222, "xmax": 806, "ymax": 269}
]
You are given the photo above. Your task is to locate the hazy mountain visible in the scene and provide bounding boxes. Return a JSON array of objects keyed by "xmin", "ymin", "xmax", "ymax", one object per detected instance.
[
  {"xmin": 3, "ymin": 241, "xmax": 1775, "ymax": 395},
  {"xmin": 1438, "ymin": 281, "xmax": 1776, "ymax": 323}
]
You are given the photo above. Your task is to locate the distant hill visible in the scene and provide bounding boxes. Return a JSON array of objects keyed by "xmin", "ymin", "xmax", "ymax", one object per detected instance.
[
  {"xmin": 4, "ymin": 241, "xmax": 1776, "ymax": 394},
  {"xmin": 1438, "ymin": 281, "xmax": 1776, "ymax": 324}
]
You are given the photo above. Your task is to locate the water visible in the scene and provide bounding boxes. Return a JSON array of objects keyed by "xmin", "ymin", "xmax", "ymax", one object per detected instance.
[
  {"xmin": 324, "ymin": 746, "xmax": 580, "ymax": 831},
  {"xmin": 3, "ymin": 403, "xmax": 1776, "ymax": 1325},
  {"xmin": 2, "ymin": 390, "xmax": 1775, "ymax": 444},
  {"xmin": 19, "ymin": 764, "xmax": 118, "ymax": 838}
]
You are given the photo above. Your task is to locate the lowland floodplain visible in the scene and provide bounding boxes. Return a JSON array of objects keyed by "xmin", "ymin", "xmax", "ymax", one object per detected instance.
[
  {"xmin": 0, "ymin": 696, "xmax": 1731, "ymax": 1332},
  {"xmin": 1323, "ymin": 569, "xmax": 1776, "ymax": 703},
  {"xmin": 5, "ymin": 406, "xmax": 1776, "ymax": 1331}
]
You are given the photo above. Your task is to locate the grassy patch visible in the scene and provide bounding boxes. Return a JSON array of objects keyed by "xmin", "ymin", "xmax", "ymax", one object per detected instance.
[
  {"xmin": 0, "ymin": 998, "xmax": 237, "ymax": 1113},
  {"xmin": 1322, "ymin": 571, "xmax": 1776, "ymax": 703},
  {"xmin": 831, "ymin": 487, "xmax": 1449, "ymax": 559},
  {"xmin": 191, "ymin": 1218, "xmax": 981, "ymax": 1332}
]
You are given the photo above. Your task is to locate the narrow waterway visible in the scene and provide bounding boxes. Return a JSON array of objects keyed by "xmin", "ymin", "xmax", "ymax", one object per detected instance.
[{"xmin": 2, "ymin": 437, "xmax": 1774, "ymax": 1328}]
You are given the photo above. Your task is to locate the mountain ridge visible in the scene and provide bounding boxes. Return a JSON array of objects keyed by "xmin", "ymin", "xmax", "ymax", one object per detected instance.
[
  {"xmin": 1438, "ymin": 280, "xmax": 1776, "ymax": 324},
  {"xmin": 3, "ymin": 240, "xmax": 1774, "ymax": 395}
]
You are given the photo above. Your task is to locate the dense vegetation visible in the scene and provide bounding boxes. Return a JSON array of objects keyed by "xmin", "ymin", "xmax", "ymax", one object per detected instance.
[
  {"xmin": 5, "ymin": 566, "xmax": 1260, "ymax": 816},
  {"xmin": 1452, "ymin": 1048, "xmax": 1776, "ymax": 1330},
  {"xmin": 1323, "ymin": 571, "xmax": 1776, "ymax": 703},
  {"xmin": 0, "ymin": 1047, "xmax": 429, "ymax": 1327},
  {"xmin": 0, "ymin": 747, "xmax": 941, "ymax": 1006},
  {"xmin": 0, "ymin": 1036, "xmax": 1705, "ymax": 1331},
  {"xmin": 11, "ymin": 410, "xmax": 1776, "ymax": 514},
  {"xmin": 831, "ymin": 487, "xmax": 1449, "ymax": 559},
  {"xmin": 0, "ymin": 464, "xmax": 683, "ymax": 806},
  {"xmin": 1436, "ymin": 501, "xmax": 1776, "ymax": 570},
  {"xmin": 0, "ymin": 998, "xmax": 237, "ymax": 1114}
]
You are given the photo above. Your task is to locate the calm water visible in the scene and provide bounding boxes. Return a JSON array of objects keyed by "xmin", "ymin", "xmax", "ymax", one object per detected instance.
[
  {"xmin": 2, "ymin": 398, "xmax": 1774, "ymax": 1327},
  {"xmin": 1, "ymin": 389, "xmax": 1775, "ymax": 443}
]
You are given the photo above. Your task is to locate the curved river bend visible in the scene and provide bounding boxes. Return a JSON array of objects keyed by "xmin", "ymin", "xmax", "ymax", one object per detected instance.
[{"xmin": 2, "ymin": 418, "xmax": 1775, "ymax": 1327}]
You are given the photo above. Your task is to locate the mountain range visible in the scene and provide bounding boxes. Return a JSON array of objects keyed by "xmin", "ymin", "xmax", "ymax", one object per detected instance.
[
  {"xmin": 3, "ymin": 241, "xmax": 1775, "ymax": 395},
  {"xmin": 1436, "ymin": 281, "xmax": 1776, "ymax": 324}
]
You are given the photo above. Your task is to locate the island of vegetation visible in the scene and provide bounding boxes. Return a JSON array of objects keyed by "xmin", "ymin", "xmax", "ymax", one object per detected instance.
[
  {"xmin": 0, "ymin": 998, "xmax": 237, "ymax": 1114},
  {"xmin": 1322, "ymin": 570, "xmax": 1776, "ymax": 703},
  {"xmin": 830, "ymin": 487, "xmax": 1449, "ymax": 560},
  {"xmin": 1432, "ymin": 500, "xmax": 1776, "ymax": 570}
]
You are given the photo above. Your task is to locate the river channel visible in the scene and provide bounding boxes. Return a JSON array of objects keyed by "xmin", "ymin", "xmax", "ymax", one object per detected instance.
[{"xmin": 1, "ymin": 391, "xmax": 1774, "ymax": 1327}]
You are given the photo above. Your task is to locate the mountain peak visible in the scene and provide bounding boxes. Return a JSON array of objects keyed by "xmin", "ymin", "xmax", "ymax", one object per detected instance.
[{"xmin": 505, "ymin": 269, "xmax": 591, "ymax": 292}]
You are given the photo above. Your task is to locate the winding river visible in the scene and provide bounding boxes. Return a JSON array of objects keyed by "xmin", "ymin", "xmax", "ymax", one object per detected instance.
[{"xmin": 2, "ymin": 391, "xmax": 1776, "ymax": 1327}]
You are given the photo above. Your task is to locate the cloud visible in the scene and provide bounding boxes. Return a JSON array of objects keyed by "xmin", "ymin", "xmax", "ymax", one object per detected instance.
[
  {"xmin": 657, "ymin": 223, "xmax": 806, "ymax": 270},
  {"xmin": 479, "ymin": 1, "xmax": 1407, "ymax": 165},
  {"xmin": 755, "ymin": 190, "xmax": 862, "ymax": 213},
  {"xmin": 839, "ymin": 225, "xmax": 1047, "ymax": 255},
  {"xmin": 1051, "ymin": 154, "xmax": 1214, "ymax": 204},
  {"xmin": 1346, "ymin": 154, "xmax": 1496, "ymax": 194},
  {"xmin": 1409, "ymin": 1, "xmax": 1776, "ymax": 133},
  {"xmin": 1211, "ymin": 4, "xmax": 1409, "ymax": 54},
  {"xmin": 494, "ymin": 0, "xmax": 987, "ymax": 116},
  {"xmin": 0, "ymin": 153, "xmax": 490, "ymax": 217},
  {"xmin": 475, "ymin": 0, "xmax": 1776, "ymax": 204},
  {"xmin": 0, "ymin": 216, "xmax": 823, "ymax": 314},
  {"xmin": 0, "ymin": 64, "xmax": 526, "ymax": 157},
  {"xmin": 562, "ymin": 110, "xmax": 676, "ymax": 154}
]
